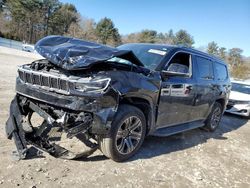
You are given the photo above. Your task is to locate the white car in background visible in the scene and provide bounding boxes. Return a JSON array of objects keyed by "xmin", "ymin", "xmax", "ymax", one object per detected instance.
[
  {"xmin": 22, "ymin": 44, "xmax": 35, "ymax": 52},
  {"xmin": 226, "ymin": 80, "xmax": 250, "ymax": 118}
]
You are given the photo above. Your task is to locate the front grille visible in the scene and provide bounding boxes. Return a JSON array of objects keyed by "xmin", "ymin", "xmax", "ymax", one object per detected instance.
[
  {"xmin": 33, "ymin": 74, "xmax": 40, "ymax": 85},
  {"xmin": 60, "ymin": 79, "xmax": 68, "ymax": 90},
  {"xmin": 41, "ymin": 76, "xmax": 49, "ymax": 87},
  {"xmin": 18, "ymin": 69, "xmax": 69, "ymax": 92},
  {"xmin": 51, "ymin": 77, "xmax": 58, "ymax": 89},
  {"xmin": 18, "ymin": 71, "xmax": 24, "ymax": 81},
  {"xmin": 26, "ymin": 72, "xmax": 32, "ymax": 83}
]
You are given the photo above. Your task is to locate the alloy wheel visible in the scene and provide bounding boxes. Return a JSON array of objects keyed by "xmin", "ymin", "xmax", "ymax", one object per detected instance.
[
  {"xmin": 115, "ymin": 116, "xmax": 143, "ymax": 155},
  {"xmin": 211, "ymin": 106, "xmax": 222, "ymax": 129}
]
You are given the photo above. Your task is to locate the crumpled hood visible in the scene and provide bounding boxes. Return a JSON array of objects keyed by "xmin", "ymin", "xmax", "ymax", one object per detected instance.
[{"xmin": 35, "ymin": 35, "xmax": 143, "ymax": 70}]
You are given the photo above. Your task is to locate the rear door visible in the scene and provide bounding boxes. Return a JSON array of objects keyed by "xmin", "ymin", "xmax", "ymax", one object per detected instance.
[{"xmin": 192, "ymin": 55, "xmax": 216, "ymax": 120}]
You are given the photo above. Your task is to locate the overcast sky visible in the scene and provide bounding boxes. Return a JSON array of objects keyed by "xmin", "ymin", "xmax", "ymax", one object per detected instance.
[{"xmin": 61, "ymin": 0, "xmax": 250, "ymax": 56}]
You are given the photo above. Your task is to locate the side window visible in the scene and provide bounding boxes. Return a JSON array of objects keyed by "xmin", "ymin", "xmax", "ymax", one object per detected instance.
[
  {"xmin": 214, "ymin": 63, "xmax": 228, "ymax": 81},
  {"xmin": 165, "ymin": 52, "xmax": 192, "ymax": 76},
  {"xmin": 196, "ymin": 56, "xmax": 214, "ymax": 79}
]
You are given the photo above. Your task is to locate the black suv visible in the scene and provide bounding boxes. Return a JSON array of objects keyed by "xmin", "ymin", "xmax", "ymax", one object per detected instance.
[{"xmin": 6, "ymin": 36, "xmax": 231, "ymax": 162}]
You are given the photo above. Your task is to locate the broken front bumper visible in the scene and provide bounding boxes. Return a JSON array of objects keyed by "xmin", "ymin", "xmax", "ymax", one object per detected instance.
[
  {"xmin": 6, "ymin": 96, "xmax": 97, "ymax": 159},
  {"xmin": 6, "ymin": 97, "xmax": 27, "ymax": 159},
  {"xmin": 6, "ymin": 79, "xmax": 120, "ymax": 160}
]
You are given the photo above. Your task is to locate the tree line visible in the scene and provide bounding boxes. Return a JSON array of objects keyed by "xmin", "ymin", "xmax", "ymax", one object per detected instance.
[
  {"xmin": 0, "ymin": 0, "xmax": 78, "ymax": 43},
  {"xmin": 0, "ymin": 0, "xmax": 249, "ymax": 79},
  {"xmin": 207, "ymin": 41, "xmax": 250, "ymax": 79}
]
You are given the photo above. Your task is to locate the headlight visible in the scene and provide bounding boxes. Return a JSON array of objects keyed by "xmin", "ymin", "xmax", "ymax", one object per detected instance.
[{"xmin": 74, "ymin": 78, "xmax": 111, "ymax": 93}]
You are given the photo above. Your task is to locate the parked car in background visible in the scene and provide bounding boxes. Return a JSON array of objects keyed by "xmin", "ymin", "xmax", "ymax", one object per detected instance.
[
  {"xmin": 22, "ymin": 44, "xmax": 35, "ymax": 52},
  {"xmin": 226, "ymin": 80, "xmax": 250, "ymax": 118},
  {"xmin": 6, "ymin": 36, "xmax": 231, "ymax": 162}
]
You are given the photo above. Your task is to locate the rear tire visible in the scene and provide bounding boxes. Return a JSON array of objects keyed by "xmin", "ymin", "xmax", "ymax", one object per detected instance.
[
  {"xmin": 98, "ymin": 104, "xmax": 146, "ymax": 162},
  {"xmin": 203, "ymin": 102, "xmax": 223, "ymax": 132}
]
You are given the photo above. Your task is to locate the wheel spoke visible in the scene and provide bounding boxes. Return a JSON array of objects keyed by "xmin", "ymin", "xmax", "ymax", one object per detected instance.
[
  {"xmin": 124, "ymin": 117, "xmax": 132, "ymax": 128},
  {"xmin": 215, "ymin": 109, "xmax": 220, "ymax": 116},
  {"xmin": 130, "ymin": 131, "xmax": 141, "ymax": 141},
  {"xmin": 129, "ymin": 118, "xmax": 141, "ymax": 131},
  {"xmin": 116, "ymin": 129, "xmax": 123, "ymax": 139},
  {"xmin": 214, "ymin": 108, "xmax": 221, "ymax": 121},
  {"xmin": 214, "ymin": 116, "xmax": 220, "ymax": 122},
  {"xmin": 118, "ymin": 138, "xmax": 126, "ymax": 152},
  {"xmin": 125, "ymin": 137, "xmax": 134, "ymax": 153}
]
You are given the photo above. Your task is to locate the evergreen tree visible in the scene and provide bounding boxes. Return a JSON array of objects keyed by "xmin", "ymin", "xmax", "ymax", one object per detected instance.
[{"xmin": 95, "ymin": 17, "xmax": 121, "ymax": 46}]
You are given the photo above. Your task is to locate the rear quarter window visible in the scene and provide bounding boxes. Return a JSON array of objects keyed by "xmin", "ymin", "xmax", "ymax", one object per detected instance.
[{"xmin": 214, "ymin": 63, "xmax": 228, "ymax": 81}]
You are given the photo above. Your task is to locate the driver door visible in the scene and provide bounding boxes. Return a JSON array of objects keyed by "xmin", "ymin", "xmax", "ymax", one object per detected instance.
[{"xmin": 156, "ymin": 52, "xmax": 197, "ymax": 128}]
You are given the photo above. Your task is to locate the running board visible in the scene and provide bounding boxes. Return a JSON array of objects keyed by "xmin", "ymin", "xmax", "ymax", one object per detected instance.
[{"xmin": 152, "ymin": 120, "xmax": 204, "ymax": 137}]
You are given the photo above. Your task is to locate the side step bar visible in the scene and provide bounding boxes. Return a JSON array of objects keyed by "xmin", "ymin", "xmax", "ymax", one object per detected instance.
[{"xmin": 152, "ymin": 120, "xmax": 204, "ymax": 137}]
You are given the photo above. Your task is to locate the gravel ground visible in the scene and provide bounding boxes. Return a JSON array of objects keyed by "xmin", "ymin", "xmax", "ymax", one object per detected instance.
[{"xmin": 0, "ymin": 47, "xmax": 250, "ymax": 188}]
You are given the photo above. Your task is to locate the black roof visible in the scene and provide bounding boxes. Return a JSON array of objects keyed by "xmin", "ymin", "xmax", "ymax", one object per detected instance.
[
  {"xmin": 122, "ymin": 43, "xmax": 226, "ymax": 65},
  {"xmin": 175, "ymin": 46, "xmax": 226, "ymax": 64}
]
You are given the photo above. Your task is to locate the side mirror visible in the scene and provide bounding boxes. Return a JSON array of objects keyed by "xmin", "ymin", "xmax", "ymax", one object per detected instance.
[{"xmin": 161, "ymin": 70, "xmax": 189, "ymax": 78}]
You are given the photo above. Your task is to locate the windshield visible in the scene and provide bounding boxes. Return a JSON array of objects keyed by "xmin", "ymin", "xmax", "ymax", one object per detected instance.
[
  {"xmin": 232, "ymin": 82, "xmax": 250, "ymax": 94},
  {"xmin": 118, "ymin": 44, "xmax": 170, "ymax": 70}
]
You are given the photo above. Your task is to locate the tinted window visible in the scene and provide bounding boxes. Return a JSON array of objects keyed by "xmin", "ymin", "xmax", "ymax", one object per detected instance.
[
  {"xmin": 215, "ymin": 63, "xmax": 227, "ymax": 81},
  {"xmin": 196, "ymin": 56, "xmax": 214, "ymax": 79}
]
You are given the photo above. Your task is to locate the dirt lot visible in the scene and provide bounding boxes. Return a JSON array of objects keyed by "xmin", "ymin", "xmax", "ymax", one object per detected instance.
[{"xmin": 0, "ymin": 47, "xmax": 250, "ymax": 188}]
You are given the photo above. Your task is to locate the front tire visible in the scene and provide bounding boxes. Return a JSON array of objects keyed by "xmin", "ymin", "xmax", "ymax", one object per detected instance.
[
  {"xmin": 98, "ymin": 104, "xmax": 146, "ymax": 162},
  {"xmin": 203, "ymin": 102, "xmax": 223, "ymax": 132}
]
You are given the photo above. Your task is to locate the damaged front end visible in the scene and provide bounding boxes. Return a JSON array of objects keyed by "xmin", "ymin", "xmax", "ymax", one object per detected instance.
[
  {"xmin": 5, "ymin": 36, "xmax": 130, "ymax": 160},
  {"xmin": 6, "ymin": 60, "xmax": 120, "ymax": 160},
  {"xmin": 6, "ymin": 36, "xmax": 160, "ymax": 160}
]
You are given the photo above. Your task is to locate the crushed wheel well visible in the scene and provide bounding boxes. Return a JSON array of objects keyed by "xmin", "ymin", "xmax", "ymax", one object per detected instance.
[{"xmin": 120, "ymin": 97, "xmax": 152, "ymax": 134}]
